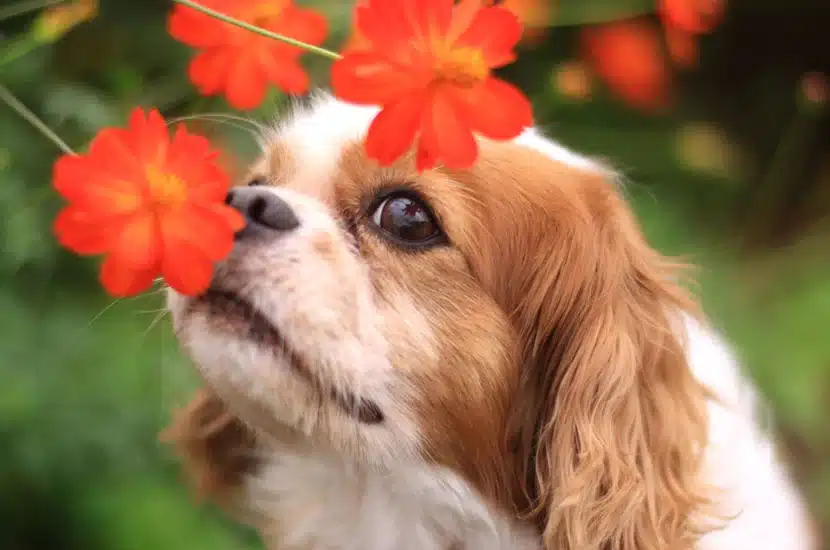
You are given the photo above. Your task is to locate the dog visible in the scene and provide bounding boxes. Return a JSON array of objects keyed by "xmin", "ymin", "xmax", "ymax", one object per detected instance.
[{"xmin": 163, "ymin": 93, "xmax": 816, "ymax": 550}]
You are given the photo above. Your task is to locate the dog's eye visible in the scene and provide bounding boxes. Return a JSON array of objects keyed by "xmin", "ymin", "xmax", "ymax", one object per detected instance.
[
  {"xmin": 247, "ymin": 178, "xmax": 267, "ymax": 186},
  {"xmin": 370, "ymin": 193, "xmax": 443, "ymax": 246}
]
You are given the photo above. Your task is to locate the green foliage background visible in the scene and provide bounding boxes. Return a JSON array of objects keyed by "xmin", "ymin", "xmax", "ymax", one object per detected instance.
[{"xmin": 1, "ymin": 0, "xmax": 828, "ymax": 548}]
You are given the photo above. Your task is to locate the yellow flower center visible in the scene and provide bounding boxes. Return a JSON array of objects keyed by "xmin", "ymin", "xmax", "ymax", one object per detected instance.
[
  {"xmin": 433, "ymin": 47, "xmax": 489, "ymax": 87},
  {"xmin": 145, "ymin": 166, "xmax": 187, "ymax": 208}
]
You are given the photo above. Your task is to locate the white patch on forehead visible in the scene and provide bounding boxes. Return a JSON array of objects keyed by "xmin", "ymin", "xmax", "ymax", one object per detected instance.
[
  {"xmin": 265, "ymin": 93, "xmax": 602, "ymax": 181},
  {"xmin": 513, "ymin": 127, "xmax": 602, "ymax": 172},
  {"xmin": 268, "ymin": 93, "xmax": 380, "ymax": 190}
]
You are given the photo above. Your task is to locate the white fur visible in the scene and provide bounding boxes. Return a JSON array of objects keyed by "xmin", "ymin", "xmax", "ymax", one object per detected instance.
[
  {"xmin": 244, "ymin": 446, "xmax": 539, "ymax": 550},
  {"xmin": 170, "ymin": 94, "xmax": 815, "ymax": 550},
  {"xmin": 683, "ymin": 314, "xmax": 816, "ymax": 550}
]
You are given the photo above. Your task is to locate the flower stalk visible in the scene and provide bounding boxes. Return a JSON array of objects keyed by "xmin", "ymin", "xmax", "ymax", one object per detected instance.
[{"xmin": 171, "ymin": 0, "xmax": 342, "ymax": 60}]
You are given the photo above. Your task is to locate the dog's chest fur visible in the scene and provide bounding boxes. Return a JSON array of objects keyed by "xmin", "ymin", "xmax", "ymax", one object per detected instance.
[{"xmin": 241, "ymin": 447, "xmax": 539, "ymax": 550}]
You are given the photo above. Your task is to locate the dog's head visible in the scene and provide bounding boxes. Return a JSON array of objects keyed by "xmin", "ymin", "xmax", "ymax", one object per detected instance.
[{"xmin": 166, "ymin": 94, "xmax": 710, "ymax": 550}]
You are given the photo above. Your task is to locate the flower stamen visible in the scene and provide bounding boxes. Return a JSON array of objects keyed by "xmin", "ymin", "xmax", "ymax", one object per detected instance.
[
  {"xmin": 433, "ymin": 47, "xmax": 489, "ymax": 87},
  {"xmin": 145, "ymin": 166, "xmax": 187, "ymax": 208}
]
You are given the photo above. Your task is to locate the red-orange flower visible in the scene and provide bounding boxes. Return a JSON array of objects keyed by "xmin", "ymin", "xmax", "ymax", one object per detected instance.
[
  {"xmin": 53, "ymin": 108, "xmax": 245, "ymax": 297},
  {"xmin": 580, "ymin": 20, "xmax": 671, "ymax": 112},
  {"xmin": 486, "ymin": 0, "xmax": 551, "ymax": 43},
  {"xmin": 342, "ymin": 0, "xmax": 551, "ymax": 52},
  {"xmin": 659, "ymin": 0, "xmax": 724, "ymax": 35},
  {"xmin": 659, "ymin": 0, "xmax": 725, "ymax": 68},
  {"xmin": 169, "ymin": 0, "xmax": 327, "ymax": 110},
  {"xmin": 331, "ymin": 0, "xmax": 534, "ymax": 171}
]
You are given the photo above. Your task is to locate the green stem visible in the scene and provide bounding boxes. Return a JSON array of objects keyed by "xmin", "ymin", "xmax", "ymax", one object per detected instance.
[
  {"xmin": 0, "ymin": 33, "xmax": 41, "ymax": 67},
  {"xmin": 0, "ymin": 0, "xmax": 65, "ymax": 22},
  {"xmin": 0, "ymin": 83, "xmax": 74, "ymax": 155},
  {"xmin": 748, "ymin": 98, "xmax": 823, "ymax": 239},
  {"xmin": 171, "ymin": 0, "xmax": 342, "ymax": 61}
]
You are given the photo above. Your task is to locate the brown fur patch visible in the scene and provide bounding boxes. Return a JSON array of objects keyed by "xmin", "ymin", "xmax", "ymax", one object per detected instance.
[{"xmin": 160, "ymin": 388, "xmax": 257, "ymax": 504}]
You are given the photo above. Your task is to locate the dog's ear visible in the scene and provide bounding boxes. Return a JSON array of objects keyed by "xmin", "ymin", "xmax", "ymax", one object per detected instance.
[
  {"xmin": 464, "ymin": 153, "xmax": 714, "ymax": 550},
  {"xmin": 161, "ymin": 388, "xmax": 257, "ymax": 505},
  {"xmin": 515, "ymin": 180, "xmax": 712, "ymax": 550}
]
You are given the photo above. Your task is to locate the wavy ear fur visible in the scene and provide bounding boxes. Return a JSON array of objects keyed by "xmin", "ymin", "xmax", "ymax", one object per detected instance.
[
  {"xmin": 465, "ymin": 152, "xmax": 713, "ymax": 550},
  {"xmin": 161, "ymin": 388, "xmax": 258, "ymax": 505}
]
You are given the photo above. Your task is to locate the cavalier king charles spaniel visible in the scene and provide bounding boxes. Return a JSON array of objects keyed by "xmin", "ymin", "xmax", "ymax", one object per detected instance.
[{"xmin": 163, "ymin": 94, "xmax": 816, "ymax": 550}]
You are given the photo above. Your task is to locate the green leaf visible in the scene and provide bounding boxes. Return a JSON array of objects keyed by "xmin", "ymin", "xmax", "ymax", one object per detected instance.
[
  {"xmin": 44, "ymin": 82, "xmax": 120, "ymax": 131},
  {"xmin": 555, "ymin": 0, "xmax": 655, "ymax": 26}
]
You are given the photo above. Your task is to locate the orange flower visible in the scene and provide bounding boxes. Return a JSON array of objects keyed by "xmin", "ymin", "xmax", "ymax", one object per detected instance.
[
  {"xmin": 659, "ymin": 0, "xmax": 724, "ymax": 35},
  {"xmin": 341, "ymin": 0, "xmax": 371, "ymax": 54},
  {"xmin": 342, "ymin": 0, "xmax": 550, "ymax": 53},
  {"xmin": 53, "ymin": 108, "xmax": 245, "ymax": 297},
  {"xmin": 33, "ymin": 0, "xmax": 98, "ymax": 43},
  {"xmin": 580, "ymin": 20, "xmax": 671, "ymax": 112},
  {"xmin": 486, "ymin": 0, "xmax": 551, "ymax": 43},
  {"xmin": 342, "ymin": 0, "xmax": 551, "ymax": 52},
  {"xmin": 664, "ymin": 24, "xmax": 699, "ymax": 68},
  {"xmin": 659, "ymin": 0, "xmax": 725, "ymax": 67},
  {"xmin": 168, "ymin": 0, "xmax": 327, "ymax": 110},
  {"xmin": 331, "ymin": 0, "xmax": 534, "ymax": 171}
]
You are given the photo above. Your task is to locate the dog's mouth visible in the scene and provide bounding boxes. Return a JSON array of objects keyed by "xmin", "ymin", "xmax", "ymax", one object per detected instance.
[{"xmin": 189, "ymin": 289, "xmax": 384, "ymax": 425}]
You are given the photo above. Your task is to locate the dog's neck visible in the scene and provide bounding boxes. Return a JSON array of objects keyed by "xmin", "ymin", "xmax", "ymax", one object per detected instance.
[{"xmin": 238, "ymin": 435, "xmax": 540, "ymax": 550}]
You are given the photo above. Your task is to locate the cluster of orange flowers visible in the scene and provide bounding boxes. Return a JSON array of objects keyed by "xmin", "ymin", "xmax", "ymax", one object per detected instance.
[
  {"xmin": 580, "ymin": 0, "xmax": 724, "ymax": 111},
  {"xmin": 55, "ymin": 0, "xmax": 534, "ymax": 297},
  {"xmin": 52, "ymin": 0, "xmax": 725, "ymax": 298}
]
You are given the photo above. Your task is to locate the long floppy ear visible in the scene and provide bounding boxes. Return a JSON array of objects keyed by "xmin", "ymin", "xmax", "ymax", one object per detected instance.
[
  {"xmin": 465, "ymin": 154, "xmax": 714, "ymax": 550},
  {"xmin": 161, "ymin": 388, "xmax": 258, "ymax": 506},
  {"xmin": 513, "ymin": 179, "xmax": 712, "ymax": 550}
]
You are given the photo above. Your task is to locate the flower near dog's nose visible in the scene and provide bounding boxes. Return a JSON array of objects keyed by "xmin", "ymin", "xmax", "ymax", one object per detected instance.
[
  {"xmin": 331, "ymin": 0, "xmax": 534, "ymax": 171},
  {"xmin": 52, "ymin": 108, "xmax": 244, "ymax": 298},
  {"xmin": 168, "ymin": 0, "xmax": 328, "ymax": 109}
]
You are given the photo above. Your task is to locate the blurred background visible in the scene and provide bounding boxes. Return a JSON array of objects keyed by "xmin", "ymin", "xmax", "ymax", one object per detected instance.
[{"xmin": 0, "ymin": 0, "xmax": 828, "ymax": 548}]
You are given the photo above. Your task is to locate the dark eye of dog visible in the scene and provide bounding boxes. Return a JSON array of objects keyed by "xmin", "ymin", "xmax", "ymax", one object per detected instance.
[
  {"xmin": 247, "ymin": 178, "xmax": 267, "ymax": 186},
  {"xmin": 369, "ymin": 192, "xmax": 443, "ymax": 247}
]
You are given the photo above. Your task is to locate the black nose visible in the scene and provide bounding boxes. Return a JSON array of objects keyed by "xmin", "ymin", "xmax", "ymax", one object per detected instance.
[{"xmin": 225, "ymin": 187, "xmax": 300, "ymax": 236}]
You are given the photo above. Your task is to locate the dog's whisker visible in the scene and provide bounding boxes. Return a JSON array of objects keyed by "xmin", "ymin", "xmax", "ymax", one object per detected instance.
[
  {"xmin": 166, "ymin": 113, "xmax": 266, "ymax": 140},
  {"xmin": 136, "ymin": 307, "xmax": 169, "ymax": 315},
  {"xmin": 140, "ymin": 309, "xmax": 170, "ymax": 340},
  {"xmin": 85, "ymin": 298, "xmax": 121, "ymax": 327}
]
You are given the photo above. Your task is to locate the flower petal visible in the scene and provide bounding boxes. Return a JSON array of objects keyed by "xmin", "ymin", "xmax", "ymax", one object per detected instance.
[
  {"xmin": 421, "ymin": 89, "xmax": 477, "ymax": 170},
  {"xmin": 201, "ymin": 202, "xmax": 246, "ymax": 233},
  {"xmin": 86, "ymin": 127, "xmax": 144, "ymax": 177},
  {"xmin": 161, "ymin": 239, "xmax": 214, "ymax": 296},
  {"xmin": 581, "ymin": 21, "xmax": 670, "ymax": 112},
  {"xmin": 664, "ymin": 25, "xmax": 699, "ymax": 68},
  {"xmin": 259, "ymin": 54, "xmax": 310, "ymax": 95},
  {"xmin": 414, "ymin": 135, "xmax": 438, "ymax": 172},
  {"xmin": 659, "ymin": 0, "xmax": 724, "ymax": 35},
  {"xmin": 412, "ymin": 0, "xmax": 453, "ymax": 39},
  {"xmin": 364, "ymin": 91, "xmax": 427, "ymax": 165},
  {"xmin": 224, "ymin": 54, "xmax": 268, "ymax": 109},
  {"xmin": 52, "ymin": 155, "xmax": 142, "ymax": 214},
  {"xmin": 356, "ymin": 0, "xmax": 418, "ymax": 51},
  {"xmin": 125, "ymin": 108, "xmax": 169, "ymax": 166},
  {"xmin": 447, "ymin": 0, "xmax": 481, "ymax": 41},
  {"xmin": 99, "ymin": 255, "xmax": 157, "ymax": 297},
  {"xmin": 276, "ymin": 6, "xmax": 328, "ymax": 47},
  {"xmin": 109, "ymin": 212, "xmax": 161, "ymax": 270},
  {"xmin": 331, "ymin": 52, "xmax": 422, "ymax": 105},
  {"xmin": 166, "ymin": 126, "xmax": 230, "ymax": 202},
  {"xmin": 168, "ymin": 6, "xmax": 226, "ymax": 48},
  {"xmin": 160, "ymin": 203, "xmax": 240, "ymax": 262},
  {"xmin": 53, "ymin": 206, "xmax": 119, "ymax": 255},
  {"xmin": 189, "ymin": 48, "xmax": 234, "ymax": 96},
  {"xmin": 449, "ymin": 78, "xmax": 533, "ymax": 140},
  {"xmin": 455, "ymin": 6, "xmax": 522, "ymax": 68}
]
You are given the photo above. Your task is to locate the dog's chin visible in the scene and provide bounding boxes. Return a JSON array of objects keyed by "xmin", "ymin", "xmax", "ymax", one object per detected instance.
[{"xmin": 167, "ymin": 286, "xmax": 385, "ymax": 441}]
